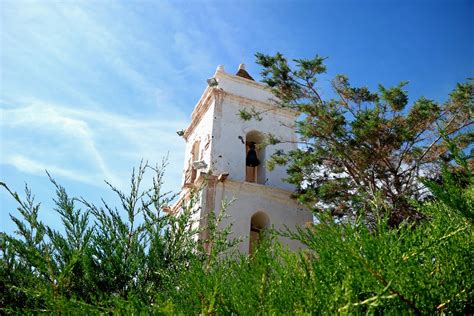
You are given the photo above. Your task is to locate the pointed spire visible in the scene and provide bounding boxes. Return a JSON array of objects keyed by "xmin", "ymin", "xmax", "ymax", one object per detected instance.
[{"xmin": 235, "ymin": 63, "xmax": 254, "ymax": 81}]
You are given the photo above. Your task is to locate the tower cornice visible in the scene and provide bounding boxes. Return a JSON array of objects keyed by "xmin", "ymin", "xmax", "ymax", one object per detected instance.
[
  {"xmin": 184, "ymin": 87, "xmax": 298, "ymax": 140},
  {"xmin": 183, "ymin": 87, "xmax": 219, "ymax": 140},
  {"xmin": 217, "ymin": 71, "xmax": 266, "ymax": 89},
  {"xmin": 222, "ymin": 90, "xmax": 299, "ymax": 119}
]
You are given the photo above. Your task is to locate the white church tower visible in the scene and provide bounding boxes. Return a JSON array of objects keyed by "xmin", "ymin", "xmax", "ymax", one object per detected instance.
[{"xmin": 173, "ymin": 64, "xmax": 312, "ymax": 254}]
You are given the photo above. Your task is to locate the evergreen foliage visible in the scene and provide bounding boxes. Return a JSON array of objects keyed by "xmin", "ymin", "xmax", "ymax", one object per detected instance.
[
  {"xmin": 242, "ymin": 53, "xmax": 473, "ymax": 226},
  {"xmin": 1, "ymin": 54, "xmax": 472, "ymax": 314},
  {"xmin": 1, "ymin": 156, "xmax": 473, "ymax": 314}
]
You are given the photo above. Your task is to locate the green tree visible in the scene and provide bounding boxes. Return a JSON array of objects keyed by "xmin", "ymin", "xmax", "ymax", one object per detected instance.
[{"xmin": 242, "ymin": 53, "xmax": 473, "ymax": 226}]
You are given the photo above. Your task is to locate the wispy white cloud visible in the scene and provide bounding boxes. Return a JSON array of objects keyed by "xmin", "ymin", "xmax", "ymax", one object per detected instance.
[
  {"xmin": 1, "ymin": 99, "xmax": 186, "ymax": 189},
  {"xmin": 4, "ymin": 154, "xmax": 99, "ymax": 186},
  {"xmin": 1, "ymin": 1, "xmax": 245, "ymax": 197}
]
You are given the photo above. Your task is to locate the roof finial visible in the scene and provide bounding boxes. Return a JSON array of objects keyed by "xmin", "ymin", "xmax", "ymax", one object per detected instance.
[{"xmin": 235, "ymin": 63, "xmax": 254, "ymax": 81}]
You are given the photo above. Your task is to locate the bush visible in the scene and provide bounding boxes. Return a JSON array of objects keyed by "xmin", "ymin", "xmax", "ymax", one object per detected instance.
[
  {"xmin": 1, "ymin": 159, "xmax": 472, "ymax": 314},
  {"xmin": 1, "ymin": 161, "xmax": 214, "ymax": 313}
]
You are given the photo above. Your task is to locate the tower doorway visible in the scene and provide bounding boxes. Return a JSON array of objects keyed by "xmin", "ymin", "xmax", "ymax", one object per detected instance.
[{"xmin": 249, "ymin": 211, "xmax": 270, "ymax": 254}]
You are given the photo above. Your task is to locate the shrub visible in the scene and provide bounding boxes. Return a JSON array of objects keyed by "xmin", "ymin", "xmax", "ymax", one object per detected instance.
[{"xmin": 1, "ymin": 158, "xmax": 472, "ymax": 314}]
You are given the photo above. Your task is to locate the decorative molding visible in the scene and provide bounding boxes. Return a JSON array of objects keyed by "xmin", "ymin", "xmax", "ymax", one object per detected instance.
[
  {"xmin": 184, "ymin": 69, "xmax": 302, "ymax": 140},
  {"xmin": 222, "ymin": 91, "xmax": 299, "ymax": 119},
  {"xmin": 183, "ymin": 88, "xmax": 218, "ymax": 140},
  {"xmin": 222, "ymin": 179, "xmax": 302, "ymax": 207},
  {"xmin": 218, "ymin": 71, "xmax": 267, "ymax": 89}
]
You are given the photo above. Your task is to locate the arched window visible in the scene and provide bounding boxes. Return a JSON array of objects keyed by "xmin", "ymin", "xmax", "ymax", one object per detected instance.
[
  {"xmin": 190, "ymin": 139, "xmax": 200, "ymax": 183},
  {"xmin": 245, "ymin": 131, "xmax": 265, "ymax": 184},
  {"xmin": 249, "ymin": 211, "xmax": 270, "ymax": 254}
]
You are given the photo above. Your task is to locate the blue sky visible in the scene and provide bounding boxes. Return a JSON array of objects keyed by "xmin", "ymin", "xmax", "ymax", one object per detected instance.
[{"xmin": 1, "ymin": 0, "xmax": 473, "ymax": 233}]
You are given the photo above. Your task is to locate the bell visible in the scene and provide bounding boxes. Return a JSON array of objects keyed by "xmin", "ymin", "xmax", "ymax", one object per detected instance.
[{"xmin": 246, "ymin": 143, "xmax": 260, "ymax": 167}]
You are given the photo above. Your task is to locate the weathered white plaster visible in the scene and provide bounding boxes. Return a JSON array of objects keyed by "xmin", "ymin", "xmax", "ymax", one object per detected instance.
[
  {"xmin": 211, "ymin": 180, "xmax": 312, "ymax": 253},
  {"xmin": 176, "ymin": 65, "xmax": 312, "ymax": 253}
]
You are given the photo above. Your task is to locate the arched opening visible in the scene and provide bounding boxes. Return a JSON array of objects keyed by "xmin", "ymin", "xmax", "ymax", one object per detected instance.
[
  {"xmin": 245, "ymin": 131, "xmax": 265, "ymax": 184},
  {"xmin": 249, "ymin": 211, "xmax": 270, "ymax": 254},
  {"xmin": 190, "ymin": 139, "xmax": 200, "ymax": 183}
]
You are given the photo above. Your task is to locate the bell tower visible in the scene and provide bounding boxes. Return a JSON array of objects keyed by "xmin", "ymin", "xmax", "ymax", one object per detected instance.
[{"xmin": 174, "ymin": 64, "xmax": 312, "ymax": 253}]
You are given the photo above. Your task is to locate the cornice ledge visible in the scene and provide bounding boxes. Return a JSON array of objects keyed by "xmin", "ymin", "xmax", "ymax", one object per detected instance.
[
  {"xmin": 222, "ymin": 90, "xmax": 299, "ymax": 118},
  {"xmin": 218, "ymin": 71, "xmax": 267, "ymax": 89},
  {"xmin": 184, "ymin": 88, "xmax": 222, "ymax": 140},
  {"xmin": 224, "ymin": 179, "xmax": 295, "ymax": 197}
]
